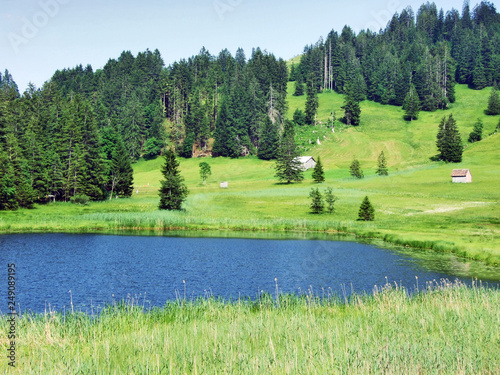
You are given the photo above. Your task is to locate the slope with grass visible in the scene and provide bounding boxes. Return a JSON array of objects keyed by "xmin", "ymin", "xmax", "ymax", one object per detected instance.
[{"xmin": 0, "ymin": 85, "xmax": 498, "ymax": 264}]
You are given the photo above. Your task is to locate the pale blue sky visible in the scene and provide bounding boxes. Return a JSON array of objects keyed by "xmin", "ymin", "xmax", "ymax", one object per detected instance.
[{"xmin": 1, "ymin": 0, "xmax": 481, "ymax": 92}]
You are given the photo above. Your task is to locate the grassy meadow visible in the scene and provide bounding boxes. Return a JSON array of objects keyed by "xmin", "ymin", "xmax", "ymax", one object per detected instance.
[
  {"xmin": 2, "ymin": 280, "xmax": 499, "ymax": 374},
  {"xmin": 1, "ymin": 84, "xmax": 498, "ymax": 264}
]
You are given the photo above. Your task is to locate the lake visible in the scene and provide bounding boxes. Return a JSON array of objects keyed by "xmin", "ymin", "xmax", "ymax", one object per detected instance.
[{"xmin": 0, "ymin": 233, "xmax": 498, "ymax": 314}]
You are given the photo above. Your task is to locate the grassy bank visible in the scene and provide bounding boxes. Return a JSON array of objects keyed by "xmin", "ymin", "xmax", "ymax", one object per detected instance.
[
  {"xmin": 1, "ymin": 281, "xmax": 499, "ymax": 374},
  {"xmin": 0, "ymin": 84, "xmax": 499, "ymax": 264}
]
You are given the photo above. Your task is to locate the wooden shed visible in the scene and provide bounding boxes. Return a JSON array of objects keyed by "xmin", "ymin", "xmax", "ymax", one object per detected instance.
[
  {"xmin": 295, "ymin": 156, "xmax": 316, "ymax": 170},
  {"xmin": 451, "ymin": 169, "xmax": 472, "ymax": 183}
]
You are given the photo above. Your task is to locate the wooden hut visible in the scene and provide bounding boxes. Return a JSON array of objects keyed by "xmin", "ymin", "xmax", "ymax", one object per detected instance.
[
  {"xmin": 295, "ymin": 156, "xmax": 316, "ymax": 170},
  {"xmin": 451, "ymin": 169, "xmax": 472, "ymax": 183}
]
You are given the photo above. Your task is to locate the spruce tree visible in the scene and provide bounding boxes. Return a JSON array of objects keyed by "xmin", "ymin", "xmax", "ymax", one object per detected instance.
[
  {"xmin": 358, "ymin": 196, "xmax": 375, "ymax": 221},
  {"xmin": 0, "ymin": 149, "xmax": 18, "ymax": 210},
  {"xmin": 108, "ymin": 136, "xmax": 134, "ymax": 199},
  {"xmin": 292, "ymin": 108, "xmax": 306, "ymax": 126},
  {"xmin": 158, "ymin": 149, "xmax": 189, "ymax": 210},
  {"xmin": 305, "ymin": 76, "xmax": 318, "ymax": 125},
  {"xmin": 309, "ymin": 188, "xmax": 324, "ymax": 214},
  {"xmin": 402, "ymin": 84, "xmax": 421, "ymax": 121},
  {"xmin": 376, "ymin": 151, "xmax": 388, "ymax": 176},
  {"xmin": 468, "ymin": 119, "xmax": 483, "ymax": 143},
  {"xmin": 485, "ymin": 85, "xmax": 500, "ymax": 115},
  {"xmin": 324, "ymin": 187, "xmax": 337, "ymax": 214},
  {"xmin": 350, "ymin": 158, "xmax": 364, "ymax": 179},
  {"xmin": 258, "ymin": 116, "xmax": 278, "ymax": 160},
  {"xmin": 436, "ymin": 114, "xmax": 463, "ymax": 163},
  {"xmin": 342, "ymin": 84, "xmax": 361, "ymax": 126},
  {"xmin": 293, "ymin": 74, "xmax": 304, "ymax": 96},
  {"xmin": 312, "ymin": 156, "xmax": 325, "ymax": 183},
  {"xmin": 275, "ymin": 120, "xmax": 304, "ymax": 183},
  {"xmin": 212, "ymin": 98, "xmax": 239, "ymax": 158}
]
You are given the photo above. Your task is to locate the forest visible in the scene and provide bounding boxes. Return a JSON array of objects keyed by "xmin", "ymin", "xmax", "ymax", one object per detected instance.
[{"xmin": 0, "ymin": 1, "xmax": 499, "ymax": 208}]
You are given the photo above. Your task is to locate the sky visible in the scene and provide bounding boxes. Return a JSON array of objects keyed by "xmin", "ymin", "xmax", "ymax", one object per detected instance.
[{"xmin": 0, "ymin": 0, "xmax": 486, "ymax": 92}]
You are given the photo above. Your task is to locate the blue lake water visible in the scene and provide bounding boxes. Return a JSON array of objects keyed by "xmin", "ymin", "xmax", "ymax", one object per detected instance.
[{"xmin": 0, "ymin": 233, "xmax": 498, "ymax": 314}]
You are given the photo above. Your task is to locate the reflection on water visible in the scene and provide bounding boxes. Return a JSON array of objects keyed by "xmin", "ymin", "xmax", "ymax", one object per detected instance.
[{"xmin": 0, "ymin": 233, "xmax": 498, "ymax": 314}]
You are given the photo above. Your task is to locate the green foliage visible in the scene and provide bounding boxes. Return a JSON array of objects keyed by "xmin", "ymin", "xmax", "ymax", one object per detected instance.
[
  {"xmin": 309, "ymin": 187, "xmax": 324, "ymax": 214},
  {"xmin": 70, "ymin": 194, "xmax": 90, "ymax": 205},
  {"xmin": 342, "ymin": 84, "xmax": 361, "ymax": 126},
  {"xmin": 158, "ymin": 149, "xmax": 188, "ymax": 210},
  {"xmin": 258, "ymin": 116, "xmax": 279, "ymax": 160},
  {"xmin": 199, "ymin": 161, "xmax": 211, "ymax": 185},
  {"xmin": 305, "ymin": 76, "xmax": 319, "ymax": 125},
  {"xmin": 403, "ymin": 84, "xmax": 421, "ymax": 121},
  {"xmin": 293, "ymin": 74, "xmax": 304, "ymax": 96},
  {"xmin": 436, "ymin": 114, "xmax": 463, "ymax": 162},
  {"xmin": 376, "ymin": 151, "xmax": 388, "ymax": 176},
  {"xmin": 324, "ymin": 187, "xmax": 337, "ymax": 214},
  {"xmin": 358, "ymin": 196, "xmax": 374, "ymax": 221},
  {"xmin": 468, "ymin": 119, "xmax": 483, "ymax": 143},
  {"xmin": 275, "ymin": 120, "xmax": 304, "ymax": 183},
  {"xmin": 485, "ymin": 85, "xmax": 500, "ymax": 115},
  {"xmin": 108, "ymin": 137, "xmax": 134, "ymax": 198},
  {"xmin": 292, "ymin": 108, "xmax": 306, "ymax": 126},
  {"xmin": 350, "ymin": 159, "xmax": 364, "ymax": 179},
  {"xmin": 142, "ymin": 137, "xmax": 163, "ymax": 160},
  {"xmin": 180, "ymin": 132, "xmax": 195, "ymax": 158},
  {"xmin": 312, "ymin": 156, "xmax": 325, "ymax": 183}
]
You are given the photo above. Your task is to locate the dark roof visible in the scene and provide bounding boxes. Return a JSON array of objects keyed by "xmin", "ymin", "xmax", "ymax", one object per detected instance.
[{"xmin": 451, "ymin": 169, "xmax": 470, "ymax": 177}]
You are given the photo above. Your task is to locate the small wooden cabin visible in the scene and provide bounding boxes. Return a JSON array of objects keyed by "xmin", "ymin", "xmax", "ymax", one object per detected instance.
[
  {"xmin": 220, "ymin": 182, "xmax": 228, "ymax": 188},
  {"xmin": 451, "ymin": 169, "xmax": 472, "ymax": 183},
  {"xmin": 295, "ymin": 156, "xmax": 317, "ymax": 170}
]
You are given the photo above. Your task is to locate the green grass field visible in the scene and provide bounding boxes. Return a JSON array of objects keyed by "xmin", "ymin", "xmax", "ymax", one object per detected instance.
[
  {"xmin": 2, "ymin": 280, "xmax": 499, "ymax": 374},
  {"xmin": 0, "ymin": 84, "xmax": 499, "ymax": 264}
]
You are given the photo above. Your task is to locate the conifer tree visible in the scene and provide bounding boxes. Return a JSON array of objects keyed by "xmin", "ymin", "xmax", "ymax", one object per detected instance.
[
  {"xmin": 108, "ymin": 136, "xmax": 134, "ymax": 199},
  {"xmin": 324, "ymin": 187, "xmax": 337, "ymax": 214},
  {"xmin": 158, "ymin": 149, "xmax": 189, "ymax": 210},
  {"xmin": 485, "ymin": 85, "xmax": 500, "ymax": 115},
  {"xmin": 376, "ymin": 151, "xmax": 388, "ymax": 176},
  {"xmin": 436, "ymin": 114, "xmax": 463, "ymax": 162},
  {"xmin": 293, "ymin": 108, "xmax": 306, "ymax": 126},
  {"xmin": 0, "ymin": 149, "xmax": 18, "ymax": 210},
  {"xmin": 305, "ymin": 76, "xmax": 318, "ymax": 125},
  {"xmin": 312, "ymin": 156, "xmax": 325, "ymax": 183},
  {"xmin": 358, "ymin": 196, "xmax": 375, "ymax": 221},
  {"xmin": 258, "ymin": 116, "xmax": 278, "ymax": 160},
  {"xmin": 293, "ymin": 74, "xmax": 304, "ymax": 96},
  {"xmin": 212, "ymin": 98, "xmax": 239, "ymax": 158},
  {"xmin": 342, "ymin": 84, "xmax": 361, "ymax": 126},
  {"xmin": 468, "ymin": 119, "xmax": 483, "ymax": 143},
  {"xmin": 309, "ymin": 188, "xmax": 324, "ymax": 214},
  {"xmin": 275, "ymin": 120, "xmax": 304, "ymax": 183},
  {"xmin": 350, "ymin": 158, "xmax": 364, "ymax": 179},
  {"xmin": 403, "ymin": 84, "xmax": 421, "ymax": 121}
]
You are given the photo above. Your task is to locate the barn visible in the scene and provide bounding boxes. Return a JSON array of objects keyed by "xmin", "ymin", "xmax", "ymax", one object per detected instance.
[
  {"xmin": 451, "ymin": 169, "xmax": 472, "ymax": 183},
  {"xmin": 295, "ymin": 156, "xmax": 316, "ymax": 170}
]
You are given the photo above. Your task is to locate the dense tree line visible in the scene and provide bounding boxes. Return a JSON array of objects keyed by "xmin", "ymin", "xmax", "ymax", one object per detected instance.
[{"xmin": 292, "ymin": 1, "xmax": 500, "ymax": 112}]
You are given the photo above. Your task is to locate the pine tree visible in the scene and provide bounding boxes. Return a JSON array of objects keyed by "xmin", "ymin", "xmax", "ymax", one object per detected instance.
[
  {"xmin": 309, "ymin": 188, "xmax": 324, "ymax": 214},
  {"xmin": 324, "ymin": 187, "xmax": 337, "ymax": 214},
  {"xmin": 402, "ymin": 84, "xmax": 421, "ymax": 121},
  {"xmin": 436, "ymin": 114, "xmax": 463, "ymax": 163},
  {"xmin": 212, "ymin": 98, "xmax": 239, "ymax": 158},
  {"xmin": 108, "ymin": 136, "xmax": 134, "ymax": 199},
  {"xmin": 275, "ymin": 120, "xmax": 304, "ymax": 183},
  {"xmin": 258, "ymin": 116, "xmax": 278, "ymax": 160},
  {"xmin": 376, "ymin": 151, "xmax": 388, "ymax": 176},
  {"xmin": 312, "ymin": 156, "xmax": 325, "ymax": 183},
  {"xmin": 293, "ymin": 74, "xmax": 304, "ymax": 96},
  {"xmin": 468, "ymin": 119, "xmax": 483, "ymax": 143},
  {"xmin": 199, "ymin": 161, "xmax": 211, "ymax": 185},
  {"xmin": 158, "ymin": 149, "xmax": 189, "ymax": 210},
  {"xmin": 304, "ymin": 76, "xmax": 318, "ymax": 125},
  {"xmin": 350, "ymin": 158, "xmax": 364, "ymax": 179},
  {"xmin": 358, "ymin": 196, "xmax": 375, "ymax": 221},
  {"xmin": 292, "ymin": 108, "xmax": 306, "ymax": 126},
  {"xmin": 342, "ymin": 84, "xmax": 361, "ymax": 126},
  {"xmin": 0, "ymin": 149, "xmax": 18, "ymax": 210},
  {"xmin": 485, "ymin": 85, "xmax": 500, "ymax": 115}
]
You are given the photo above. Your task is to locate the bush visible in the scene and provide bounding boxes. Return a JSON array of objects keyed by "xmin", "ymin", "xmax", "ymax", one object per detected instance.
[{"xmin": 70, "ymin": 194, "xmax": 90, "ymax": 205}]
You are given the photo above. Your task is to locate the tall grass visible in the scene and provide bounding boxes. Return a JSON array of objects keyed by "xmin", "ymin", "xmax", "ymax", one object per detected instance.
[{"xmin": 1, "ymin": 280, "xmax": 499, "ymax": 374}]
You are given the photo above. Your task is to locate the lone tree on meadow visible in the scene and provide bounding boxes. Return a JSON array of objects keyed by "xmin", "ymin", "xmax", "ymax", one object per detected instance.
[
  {"xmin": 309, "ymin": 188, "xmax": 324, "ymax": 214},
  {"xmin": 485, "ymin": 85, "xmax": 500, "ymax": 115},
  {"xmin": 376, "ymin": 151, "xmax": 388, "ymax": 176},
  {"xmin": 358, "ymin": 196, "xmax": 375, "ymax": 221},
  {"xmin": 468, "ymin": 119, "xmax": 483, "ymax": 143},
  {"xmin": 324, "ymin": 187, "xmax": 337, "ymax": 214},
  {"xmin": 436, "ymin": 114, "xmax": 463, "ymax": 163},
  {"xmin": 158, "ymin": 149, "xmax": 189, "ymax": 210},
  {"xmin": 199, "ymin": 161, "xmax": 211, "ymax": 185},
  {"xmin": 275, "ymin": 120, "xmax": 304, "ymax": 183},
  {"xmin": 350, "ymin": 158, "xmax": 364, "ymax": 179},
  {"xmin": 312, "ymin": 156, "xmax": 325, "ymax": 183}
]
